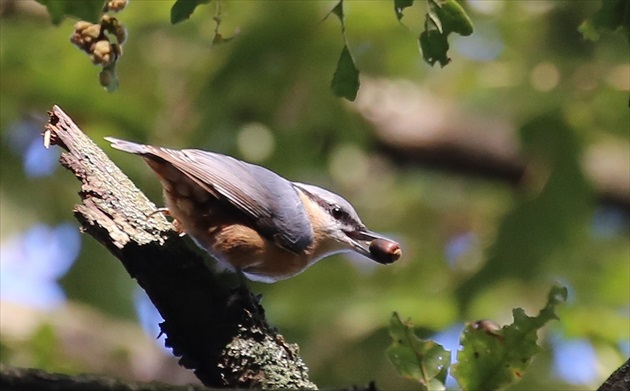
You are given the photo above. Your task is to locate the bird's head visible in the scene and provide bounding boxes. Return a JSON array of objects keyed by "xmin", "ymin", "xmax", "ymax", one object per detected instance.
[{"xmin": 293, "ymin": 183, "xmax": 401, "ymax": 264}]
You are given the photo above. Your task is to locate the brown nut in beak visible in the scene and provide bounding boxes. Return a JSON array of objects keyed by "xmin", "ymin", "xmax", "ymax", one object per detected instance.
[{"xmin": 369, "ymin": 238, "xmax": 402, "ymax": 264}]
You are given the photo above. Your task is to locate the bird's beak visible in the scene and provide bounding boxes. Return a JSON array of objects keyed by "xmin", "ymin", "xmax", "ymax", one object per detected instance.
[{"xmin": 345, "ymin": 229, "xmax": 401, "ymax": 265}]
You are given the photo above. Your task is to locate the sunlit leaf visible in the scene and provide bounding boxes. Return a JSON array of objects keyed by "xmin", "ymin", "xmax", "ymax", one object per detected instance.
[
  {"xmin": 171, "ymin": 0, "xmax": 211, "ymax": 25},
  {"xmin": 394, "ymin": 0, "xmax": 414, "ymax": 22},
  {"xmin": 578, "ymin": 0, "xmax": 630, "ymax": 42},
  {"xmin": 387, "ymin": 313, "xmax": 451, "ymax": 391},
  {"xmin": 35, "ymin": 0, "xmax": 104, "ymax": 25},
  {"xmin": 331, "ymin": 45, "xmax": 359, "ymax": 101},
  {"xmin": 452, "ymin": 286, "xmax": 567, "ymax": 390},
  {"xmin": 419, "ymin": 0, "xmax": 473, "ymax": 67}
]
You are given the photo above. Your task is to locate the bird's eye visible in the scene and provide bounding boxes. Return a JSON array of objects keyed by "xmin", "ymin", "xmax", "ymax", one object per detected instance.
[{"xmin": 331, "ymin": 206, "xmax": 344, "ymax": 219}]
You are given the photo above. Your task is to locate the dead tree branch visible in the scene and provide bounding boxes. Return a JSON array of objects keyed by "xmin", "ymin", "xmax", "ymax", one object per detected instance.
[
  {"xmin": 42, "ymin": 105, "xmax": 316, "ymax": 389},
  {"xmin": 597, "ymin": 357, "xmax": 630, "ymax": 391}
]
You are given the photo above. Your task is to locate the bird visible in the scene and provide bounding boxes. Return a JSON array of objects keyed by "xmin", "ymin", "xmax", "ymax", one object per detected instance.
[{"xmin": 105, "ymin": 137, "xmax": 401, "ymax": 283}]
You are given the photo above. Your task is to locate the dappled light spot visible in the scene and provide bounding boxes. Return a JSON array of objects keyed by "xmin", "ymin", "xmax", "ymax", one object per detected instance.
[
  {"xmin": 605, "ymin": 64, "xmax": 630, "ymax": 91},
  {"xmin": 572, "ymin": 64, "xmax": 599, "ymax": 91},
  {"xmin": 328, "ymin": 143, "xmax": 369, "ymax": 187},
  {"xmin": 236, "ymin": 122, "xmax": 275, "ymax": 163},
  {"xmin": 479, "ymin": 61, "xmax": 521, "ymax": 88},
  {"xmin": 530, "ymin": 62, "xmax": 560, "ymax": 91}
]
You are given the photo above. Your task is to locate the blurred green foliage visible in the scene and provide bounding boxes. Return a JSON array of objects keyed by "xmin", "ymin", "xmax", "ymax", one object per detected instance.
[
  {"xmin": 0, "ymin": 0, "xmax": 628, "ymax": 389},
  {"xmin": 579, "ymin": 0, "xmax": 630, "ymax": 42},
  {"xmin": 36, "ymin": 0, "xmax": 103, "ymax": 24}
]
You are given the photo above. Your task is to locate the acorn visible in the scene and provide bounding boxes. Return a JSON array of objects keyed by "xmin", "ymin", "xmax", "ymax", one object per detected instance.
[{"xmin": 369, "ymin": 238, "xmax": 402, "ymax": 264}]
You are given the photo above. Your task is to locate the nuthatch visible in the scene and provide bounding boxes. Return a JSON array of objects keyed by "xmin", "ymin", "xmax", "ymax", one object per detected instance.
[{"xmin": 106, "ymin": 137, "xmax": 401, "ymax": 283}]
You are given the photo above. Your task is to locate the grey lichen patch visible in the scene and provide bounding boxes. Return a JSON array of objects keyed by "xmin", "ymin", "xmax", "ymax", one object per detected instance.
[
  {"xmin": 50, "ymin": 106, "xmax": 175, "ymax": 247},
  {"xmin": 219, "ymin": 333, "xmax": 317, "ymax": 389}
]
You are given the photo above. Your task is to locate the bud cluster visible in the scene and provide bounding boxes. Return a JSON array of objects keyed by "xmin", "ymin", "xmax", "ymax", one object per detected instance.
[
  {"xmin": 69, "ymin": 0, "xmax": 129, "ymax": 91},
  {"xmin": 104, "ymin": 0, "xmax": 128, "ymax": 13},
  {"xmin": 70, "ymin": 16, "xmax": 126, "ymax": 67}
]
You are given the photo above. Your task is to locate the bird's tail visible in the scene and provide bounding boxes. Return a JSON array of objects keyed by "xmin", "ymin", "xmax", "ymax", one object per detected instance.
[{"xmin": 105, "ymin": 137, "xmax": 152, "ymax": 155}]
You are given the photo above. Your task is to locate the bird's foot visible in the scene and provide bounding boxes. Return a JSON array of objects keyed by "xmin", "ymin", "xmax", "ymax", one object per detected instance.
[{"xmin": 147, "ymin": 207, "xmax": 186, "ymax": 236}]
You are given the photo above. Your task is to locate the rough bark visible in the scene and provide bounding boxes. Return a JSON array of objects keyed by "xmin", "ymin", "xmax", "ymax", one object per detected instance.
[
  {"xmin": 41, "ymin": 105, "xmax": 316, "ymax": 389},
  {"xmin": 597, "ymin": 357, "xmax": 630, "ymax": 391}
]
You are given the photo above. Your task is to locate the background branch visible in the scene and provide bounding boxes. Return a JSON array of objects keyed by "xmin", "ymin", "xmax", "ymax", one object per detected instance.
[
  {"xmin": 0, "ymin": 364, "xmax": 213, "ymax": 391},
  {"xmin": 355, "ymin": 78, "xmax": 630, "ymax": 212}
]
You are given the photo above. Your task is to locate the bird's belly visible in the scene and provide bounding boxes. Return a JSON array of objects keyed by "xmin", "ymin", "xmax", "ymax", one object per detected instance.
[
  {"xmin": 205, "ymin": 224, "xmax": 312, "ymax": 282},
  {"xmin": 163, "ymin": 191, "xmax": 311, "ymax": 282}
]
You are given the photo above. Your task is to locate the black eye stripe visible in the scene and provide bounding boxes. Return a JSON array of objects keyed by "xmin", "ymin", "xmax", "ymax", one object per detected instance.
[
  {"xmin": 331, "ymin": 206, "xmax": 343, "ymax": 218},
  {"xmin": 299, "ymin": 188, "xmax": 355, "ymax": 225},
  {"xmin": 330, "ymin": 205, "xmax": 352, "ymax": 223}
]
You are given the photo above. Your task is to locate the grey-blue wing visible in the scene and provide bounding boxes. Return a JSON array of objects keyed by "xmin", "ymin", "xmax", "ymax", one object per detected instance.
[
  {"xmin": 177, "ymin": 149, "xmax": 314, "ymax": 253},
  {"xmin": 106, "ymin": 137, "xmax": 314, "ymax": 253}
]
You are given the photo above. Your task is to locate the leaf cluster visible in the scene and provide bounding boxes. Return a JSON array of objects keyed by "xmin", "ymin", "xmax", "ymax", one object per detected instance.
[{"xmin": 388, "ymin": 286, "xmax": 568, "ymax": 390}]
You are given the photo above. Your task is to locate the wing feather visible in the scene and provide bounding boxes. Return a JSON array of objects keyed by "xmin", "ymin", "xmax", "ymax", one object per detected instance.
[{"xmin": 106, "ymin": 137, "xmax": 313, "ymax": 253}]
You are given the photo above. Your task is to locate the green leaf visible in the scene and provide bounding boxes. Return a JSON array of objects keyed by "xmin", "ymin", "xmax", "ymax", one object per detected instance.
[
  {"xmin": 171, "ymin": 0, "xmax": 211, "ymax": 25},
  {"xmin": 331, "ymin": 45, "xmax": 359, "ymax": 101},
  {"xmin": 387, "ymin": 313, "xmax": 451, "ymax": 391},
  {"xmin": 330, "ymin": 0, "xmax": 344, "ymax": 21},
  {"xmin": 419, "ymin": 0, "xmax": 473, "ymax": 67},
  {"xmin": 419, "ymin": 29, "xmax": 450, "ymax": 67},
  {"xmin": 394, "ymin": 0, "xmax": 414, "ymax": 22},
  {"xmin": 578, "ymin": 20, "xmax": 601, "ymax": 41},
  {"xmin": 452, "ymin": 285, "xmax": 567, "ymax": 390},
  {"xmin": 430, "ymin": 0, "xmax": 473, "ymax": 36},
  {"xmin": 35, "ymin": 0, "xmax": 104, "ymax": 25},
  {"xmin": 29, "ymin": 323, "xmax": 60, "ymax": 369},
  {"xmin": 578, "ymin": 0, "xmax": 630, "ymax": 42},
  {"xmin": 99, "ymin": 63, "xmax": 119, "ymax": 93}
]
